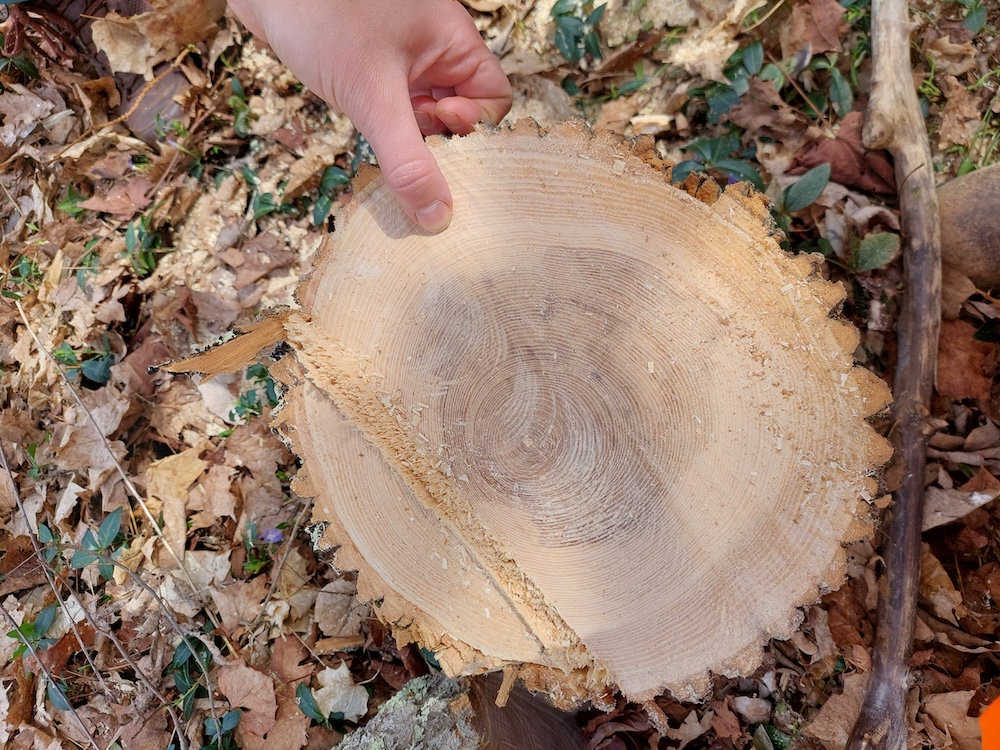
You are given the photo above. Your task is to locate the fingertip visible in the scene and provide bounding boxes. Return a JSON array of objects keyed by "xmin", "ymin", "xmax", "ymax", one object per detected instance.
[{"xmin": 415, "ymin": 199, "xmax": 452, "ymax": 233}]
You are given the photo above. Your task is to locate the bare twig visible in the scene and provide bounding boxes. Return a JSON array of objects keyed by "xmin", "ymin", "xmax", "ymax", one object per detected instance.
[{"xmin": 847, "ymin": 0, "xmax": 941, "ymax": 745}]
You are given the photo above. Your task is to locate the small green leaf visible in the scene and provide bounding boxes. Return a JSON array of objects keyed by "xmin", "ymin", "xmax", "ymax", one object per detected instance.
[
  {"xmin": 97, "ymin": 508, "xmax": 123, "ymax": 550},
  {"xmin": 81, "ymin": 355, "xmax": 112, "ymax": 385},
  {"xmin": 713, "ymin": 158, "xmax": 764, "ymax": 190},
  {"xmin": 670, "ymin": 160, "xmax": 703, "ymax": 183},
  {"xmin": 555, "ymin": 14, "xmax": 585, "ymax": 35},
  {"xmin": 47, "ymin": 680, "xmax": 72, "ymax": 711},
  {"xmin": 38, "ymin": 524, "xmax": 54, "ymax": 544},
  {"xmin": 585, "ymin": 3, "xmax": 607, "ymax": 27},
  {"xmin": 124, "ymin": 222, "xmax": 138, "ymax": 255},
  {"xmin": 312, "ymin": 194, "xmax": 333, "ymax": 226},
  {"xmin": 783, "ymin": 163, "xmax": 831, "ymax": 212},
  {"xmin": 743, "ymin": 40, "xmax": 763, "ymax": 75},
  {"xmin": 763, "ymin": 724, "xmax": 793, "ymax": 750},
  {"xmin": 759, "ymin": 62, "xmax": 786, "ymax": 89},
  {"xmin": 52, "ymin": 342, "xmax": 79, "ymax": 368},
  {"xmin": 34, "ymin": 603, "xmax": 58, "ymax": 637},
  {"xmin": 296, "ymin": 683, "xmax": 327, "ymax": 723},
  {"xmin": 319, "ymin": 165, "xmax": 350, "ymax": 193},
  {"xmin": 98, "ymin": 560, "xmax": 114, "ymax": 581},
  {"xmin": 706, "ymin": 85, "xmax": 741, "ymax": 122},
  {"xmin": 251, "ymin": 192, "xmax": 280, "ymax": 220},
  {"xmin": 965, "ymin": 5, "xmax": 987, "ymax": 32},
  {"xmin": 206, "ymin": 709, "xmax": 241, "ymax": 739},
  {"xmin": 829, "ymin": 67, "xmax": 854, "ymax": 117},
  {"xmin": 554, "ymin": 25, "xmax": 581, "ymax": 63},
  {"xmin": 584, "ymin": 30, "xmax": 603, "ymax": 59},
  {"xmin": 753, "ymin": 724, "xmax": 775, "ymax": 750},
  {"xmin": 70, "ymin": 550, "xmax": 99, "ymax": 569},
  {"xmin": 956, "ymin": 157, "xmax": 976, "ymax": 177},
  {"xmin": 852, "ymin": 231, "xmax": 900, "ymax": 272},
  {"xmin": 550, "ymin": 0, "xmax": 576, "ymax": 16}
]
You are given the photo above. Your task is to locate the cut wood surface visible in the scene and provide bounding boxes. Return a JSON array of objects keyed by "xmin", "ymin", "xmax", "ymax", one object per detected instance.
[{"xmin": 170, "ymin": 122, "xmax": 892, "ymax": 705}]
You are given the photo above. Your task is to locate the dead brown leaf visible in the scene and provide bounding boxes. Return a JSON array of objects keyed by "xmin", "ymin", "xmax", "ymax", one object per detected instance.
[
  {"xmin": 146, "ymin": 445, "xmax": 210, "ymax": 562},
  {"xmin": 727, "ymin": 78, "xmax": 808, "ymax": 143},
  {"xmin": 802, "ymin": 672, "xmax": 869, "ymax": 747},
  {"xmin": 91, "ymin": 0, "xmax": 227, "ymax": 79},
  {"xmin": 218, "ymin": 232, "xmax": 298, "ymax": 291},
  {"xmin": 664, "ymin": 710, "xmax": 712, "ymax": 750},
  {"xmin": 210, "ymin": 574, "xmax": 269, "ymax": 635},
  {"xmin": 937, "ymin": 319, "xmax": 997, "ymax": 403},
  {"xmin": 0, "ymin": 536, "xmax": 48, "ymax": 597},
  {"xmin": 0, "ymin": 84, "xmax": 55, "ymax": 148},
  {"xmin": 218, "ymin": 663, "xmax": 278, "ymax": 739},
  {"xmin": 921, "ymin": 690, "xmax": 981, "ymax": 750},
  {"xmin": 709, "ymin": 698, "xmax": 741, "ymax": 742},
  {"xmin": 961, "ymin": 466, "xmax": 1000, "ymax": 493},
  {"xmin": 187, "ymin": 464, "xmax": 237, "ymax": 530},
  {"xmin": 781, "ymin": 0, "xmax": 849, "ymax": 57},
  {"xmin": 315, "ymin": 578, "xmax": 368, "ymax": 640},
  {"xmin": 938, "ymin": 76, "xmax": 982, "ymax": 152},
  {"xmin": 50, "ymin": 385, "xmax": 130, "ymax": 493},
  {"xmin": 78, "ymin": 178, "xmax": 153, "ymax": 219},
  {"xmin": 920, "ymin": 544, "xmax": 968, "ymax": 625},
  {"xmin": 924, "ymin": 487, "xmax": 998, "ymax": 531},
  {"xmin": 926, "ymin": 35, "xmax": 979, "ymax": 77},
  {"xmin": 791, "ymin": 111, "xmax": 896, "ymax": 195}
]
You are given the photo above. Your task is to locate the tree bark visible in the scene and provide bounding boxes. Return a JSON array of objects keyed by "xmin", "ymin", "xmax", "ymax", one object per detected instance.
[{"xmin": 847, "ymin": 0, "xmax": 942, "ymax": 745}]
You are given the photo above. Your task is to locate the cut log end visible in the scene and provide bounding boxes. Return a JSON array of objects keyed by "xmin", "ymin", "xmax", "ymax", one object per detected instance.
[{"xmin": 192, "ymin": 122, "xmax": 893, "ymax": 705}]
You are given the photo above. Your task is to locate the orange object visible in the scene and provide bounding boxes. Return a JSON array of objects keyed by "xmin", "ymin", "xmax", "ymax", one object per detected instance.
[{"xmin": 982, "ymin": 697, "xmax": 1000, "ymax": 750}]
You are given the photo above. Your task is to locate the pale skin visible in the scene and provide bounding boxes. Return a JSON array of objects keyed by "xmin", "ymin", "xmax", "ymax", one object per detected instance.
[{"xmin": 226, "ymin": 0, "xmax": 513, "ymax": 233}]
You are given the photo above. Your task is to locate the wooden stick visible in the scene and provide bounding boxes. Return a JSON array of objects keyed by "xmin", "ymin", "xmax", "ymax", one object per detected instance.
[{"xmin": 848, "ymin": 0, "xmax": 941, "ymax": 745}]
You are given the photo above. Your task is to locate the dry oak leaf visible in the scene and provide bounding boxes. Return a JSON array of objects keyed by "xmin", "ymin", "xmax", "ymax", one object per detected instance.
[
  {"xmin": 665, "ymin": 710, "xmax": 713, "ymax": 750},
  {"xmin": 51, "ymin": 385, "xmax": 130, "ymax": 492},
  {"xmin": 802, "ymin": 672, "xmax": 869, "ymax": 748},
  {"xmin": 313, "ymin": 663, "xmax": 370, "ymax": 723},
  {"xmin": 921, "ymin": 690, "xmax": 981, "ymax": 750},
  {"xmin": 709, "ymin": 699, "xmax": 742, "ymax": 743},
  {"xmin": 727, "ymin": 78, "xmax": 809, "ymax": 143},
  {"xmin": 315, "ymin": 578, "xmax": 369, "ymax": 640},
  {"xmin": 0, "ymin": 84, "xmax": 55, "ymax": 147},
  {"xmin": 217, "ymin": 663, "xmax": 278, "ymax": 739},
  {"xmin": 78, "ymin": 178, "xmax": 153, "ymax": 220},
  {"xmin": 937, "ymin": 319, "xmax": 997, "ymax": 403},
  {"xmin": 920, "ymin": 544, "xmax": 968, "ymax": 625},
  {"xmin": 210, "ymin": 574, "xmax": 270, "ymax": 635},
  {"xmin": 938, "ymin": 76, "xmax": 983, "ymax": 152},
  {"xmin": 923, "ymin": 486, "xmax": 998, "ymax": 531},
  {"xmin": 91, "ymin": 0, "xmax": 227, "ymax": 78},
  {"xmin": 790, "ymin": 111, "xmax": 895, "ymax": 195},
  {"xmin": 781, "ymin": 0, "xmax": 849, "ymax": 57},
  {"xmin": 146, "ymin": 445, "xmax": 209, "ymax": 562},
  {"xmin": 926, "ymin": 35, "xmax": 979, "ymax": 77}
]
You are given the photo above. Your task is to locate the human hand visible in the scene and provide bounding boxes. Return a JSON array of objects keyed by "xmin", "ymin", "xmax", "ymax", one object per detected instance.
[{"xmin": 227, "ymin": 0, "xmax": 512, "ymax": 233}]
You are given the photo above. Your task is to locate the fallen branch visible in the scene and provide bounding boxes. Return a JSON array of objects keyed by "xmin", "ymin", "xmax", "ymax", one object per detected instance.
[{"xmin": 848, "ymin": 0, "xmax": 942, "ymax": 745}]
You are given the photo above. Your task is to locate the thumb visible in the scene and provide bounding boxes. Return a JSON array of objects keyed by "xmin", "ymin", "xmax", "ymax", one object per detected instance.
[{"xmin": 349, "ymin": 84, "xmax": 453, "ymax": 234}]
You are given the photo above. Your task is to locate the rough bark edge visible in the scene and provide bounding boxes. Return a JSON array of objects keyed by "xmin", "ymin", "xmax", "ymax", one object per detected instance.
[{"xmin": 847, "ymin": 0, "xmax": 941, "ymax": 746}]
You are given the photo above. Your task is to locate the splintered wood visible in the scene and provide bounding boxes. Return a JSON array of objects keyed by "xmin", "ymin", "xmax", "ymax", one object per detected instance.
[{"xmin": 169, "ymin": 122, "xmax": 891, "ymax": 705}]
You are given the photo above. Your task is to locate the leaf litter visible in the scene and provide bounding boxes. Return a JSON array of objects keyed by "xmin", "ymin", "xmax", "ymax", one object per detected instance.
[{"xmin": 0, "ymin": 0, "xmax": 999, "ymax": 748}]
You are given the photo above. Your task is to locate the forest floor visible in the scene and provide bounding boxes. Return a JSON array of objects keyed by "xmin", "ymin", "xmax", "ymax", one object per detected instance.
[{"xmin": 0, "ymin": 0, "xmax": 998, "ymax": 748}]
